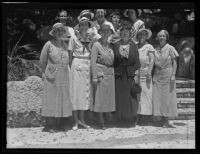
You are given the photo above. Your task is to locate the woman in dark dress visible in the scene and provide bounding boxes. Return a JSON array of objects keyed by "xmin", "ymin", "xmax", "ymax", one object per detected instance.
[{"xmin": 113, "ymin": 21, "xmax": 141, "ymax": 127}]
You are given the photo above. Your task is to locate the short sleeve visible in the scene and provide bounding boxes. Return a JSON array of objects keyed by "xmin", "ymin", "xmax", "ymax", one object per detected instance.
[
  {"xmin": 147, "ymin": 44, "xmax": 156, "ymax": 55},
  {"xmin": 170, "ymin": 46, "xmax": 179, "ymax": 59},
  {"xmin": 39, "ymin": 41, "xmax": 50, "ymax": 72},
  {"xmin": 68, "ymin": 37, "xmax": 75, "ymax": 51}
]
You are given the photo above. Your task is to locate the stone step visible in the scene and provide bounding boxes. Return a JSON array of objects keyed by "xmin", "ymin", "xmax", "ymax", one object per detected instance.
[
  {"xmin": 169, "ymin": 108, "xmax": 195, "ymax": 120},
  {"xmin": 177, "ymin": 98, "xmax": 195, "ymax": 104},
  {"xmin": 176, "ymin": 78, "xmax": 195, "ymax": 89},
  {"xmin": 176, "ymin": 88, "xmax": 195, "ymax": 98}
]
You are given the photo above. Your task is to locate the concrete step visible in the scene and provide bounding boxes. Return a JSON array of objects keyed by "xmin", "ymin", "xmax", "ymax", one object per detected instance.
[
  {"xmin": 176, "ymin": 78, "xmax": 195, "ymax": 89},
  {"xmin": 177, "ymin": 98, "xmax": 195, "ymax": 108}
]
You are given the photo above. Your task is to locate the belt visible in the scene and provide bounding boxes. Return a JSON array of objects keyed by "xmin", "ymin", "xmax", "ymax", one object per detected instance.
[{"xmin": 74, "ymin": 56, "xmax": 90, "ymax": 60}]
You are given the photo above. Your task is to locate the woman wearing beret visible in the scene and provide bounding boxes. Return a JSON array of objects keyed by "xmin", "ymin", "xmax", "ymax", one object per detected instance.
[
  {"xmin": 152, "ymin": 30, "xmax": 178, "ymax": 128},
  {"xmin": 136, "ymin": 28, "xmax": 155, "ymax": 126},
  {"xmin": 113, "ymin": 21, "xmax": 141, "ymax": 127},
  {"xmin": 91, "ymin": 23, "xmax": 116, "ymax": 129},
  {"xmin": 68, "ymin": 17, "xmax": 93, "ymax": 130},
  {"xmin": 40, "ymin": 23, "xmax": 73, "ymax": 132}
]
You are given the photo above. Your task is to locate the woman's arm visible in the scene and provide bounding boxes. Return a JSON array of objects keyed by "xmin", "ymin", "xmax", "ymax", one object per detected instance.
[
  {"xmin": 39, "ymin": 41, "xmax": 50, "ymax": 73},
  {"xmin": 68, "ymin": 37, "xmax": 75, "ymax": 68},
  {"xmin": 170, "ymin": 47, "xmax": 179, "ymax": 79},
  {"xmin": 147, "ymin": 52, "xmax": 155, "ymax": 76},
  {"xmin": 91, "ymin": 43, "xmax": 99, "ymax": 83}
]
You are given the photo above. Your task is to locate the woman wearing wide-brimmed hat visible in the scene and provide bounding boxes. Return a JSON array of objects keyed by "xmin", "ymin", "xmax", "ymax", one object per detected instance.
[
  {"xmin": 123, "ymin": 9, "xmax": 145, "ymax": 43},
  {"xmin": 113, "ymin": 20, "xmax": 141, "ymax": 127},
  {"xmin": 136, "ymin": 28, "xmax": 155, "ymax": 126},
  {"xmin": 91, "ymin": 23, "xmax": 116, "ymax": 129},
  {"xmin": 152, "ymin": 30, "xmax": 178, "ymax": 128},
  {"xmin": 68, "ymin": 17, "xmax": 93, "ymax": 130},
  {"xmin": 40, "ymin": 23, "xmax": 73, "ymax": 132}
]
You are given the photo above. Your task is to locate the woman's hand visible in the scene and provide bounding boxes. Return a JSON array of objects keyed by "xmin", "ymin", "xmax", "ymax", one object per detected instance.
[
  {"xmin": 146, "ymin": 74, "xmax": 151, "ymax": 89},
  {"xmin": 170, "ymin": 75, "xmax": 175, "ymax": 92}
]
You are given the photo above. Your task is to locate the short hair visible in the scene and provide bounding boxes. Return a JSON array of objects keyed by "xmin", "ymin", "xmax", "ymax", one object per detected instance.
[
  {"xmin": 128, "ymin": 9, "xmax": 139, "ymax": 18},
  {"xmin": 95, "ymin": 9, "xmax": 106, "ymax": 15},
  {"xmin": 157, "ymin": 30, "xmax": 170, "ymax": 41}
]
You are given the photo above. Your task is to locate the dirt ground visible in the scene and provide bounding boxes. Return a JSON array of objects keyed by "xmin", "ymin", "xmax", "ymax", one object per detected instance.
[{"xmin": 6, "ymin": 120, "xmax": 195, "ymax": 149}]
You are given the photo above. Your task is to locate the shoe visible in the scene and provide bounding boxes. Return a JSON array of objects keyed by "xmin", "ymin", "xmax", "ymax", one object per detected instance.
[
  {"xmin": 78, "ymin": 121, "xmax": 90, "ymax": 129},
  {"xmin": 72, "ymin": 124, "xmax": 78, "ymax": 130},
  {"xmin": 162, "ymin": 123, "xmax": 175, "ymax": 128}
]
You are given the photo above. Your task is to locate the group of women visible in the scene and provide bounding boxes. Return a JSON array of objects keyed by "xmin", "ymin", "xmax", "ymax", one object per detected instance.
[{"xmin": 40, "ymin": 9, "xmax": 179, "ymax": 133}]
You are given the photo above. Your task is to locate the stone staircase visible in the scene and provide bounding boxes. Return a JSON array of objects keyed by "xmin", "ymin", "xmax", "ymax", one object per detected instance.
[{"xmin": 170, "ymin": 78, "xmax": 195, "ymax": 120}]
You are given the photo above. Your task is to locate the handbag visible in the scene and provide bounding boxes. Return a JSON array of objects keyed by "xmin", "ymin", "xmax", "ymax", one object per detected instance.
[{"xmin": 130, "ymin": 79, "xmax": 142, "ymax": 97}]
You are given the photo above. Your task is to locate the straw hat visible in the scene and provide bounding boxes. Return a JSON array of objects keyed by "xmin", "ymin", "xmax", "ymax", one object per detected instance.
[
  {"xmin": 136, "ymin": 28, "xmax": 152, "ymax": 40},
  {"xmin": 77, "ymin": 10, "xmax": 94, "ymax": 21},
  {"xmin": 49, "ymin": 23, "xmax": 66, "ymax": 36}
]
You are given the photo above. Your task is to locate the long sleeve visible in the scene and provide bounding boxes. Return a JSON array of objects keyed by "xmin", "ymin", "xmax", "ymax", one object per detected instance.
[
  {"xmin": 39, "ymin": 41, "xmax": 50, "ymax": 72},
  {"xmin": 91, "ymin": 43, "xmax": 99, "ymax": 80}
]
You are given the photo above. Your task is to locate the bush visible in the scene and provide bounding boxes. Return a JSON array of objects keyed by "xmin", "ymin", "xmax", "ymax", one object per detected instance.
[{"xmin": 7, "ymin": 76, "xmax": 44, "ymax": 128}]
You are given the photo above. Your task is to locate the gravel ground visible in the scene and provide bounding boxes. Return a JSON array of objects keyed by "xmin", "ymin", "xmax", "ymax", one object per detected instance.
[{"xmin": 6, "ymin": 120, "xmax": 195, "ymax": 149}]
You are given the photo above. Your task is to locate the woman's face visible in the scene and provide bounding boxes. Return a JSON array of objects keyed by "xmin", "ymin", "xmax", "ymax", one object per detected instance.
[
  {"xmin": 82, "ymin": 13, "xmax": 91, "ymax": 20},
  {"xmin": 100, "ymin": 29, "xmax": 112, "ymax": 40},
  {"xmin": 138, "ymin": 31, "xmax": 148, "ymax": 44},
  {"xmin": 112, "ymin": 15, "xmax": 120, "ymax": 24},
  {"xmin": 53, "ymin": 28, "xmax": 65, "ymax": 39},
  {"xmin": 157, "ymin": 31, "xmax": 167, "ymax": 44},
  {"xmin": 121, "ymin": 28, "xmax": 131, "ymax": 41},
  {"xmin": 59, "ymin": 12, "xmax": 67, "ymax": 24},
  {"xmin": 96, "ymin": 9, "xmax": 105, "ymax": 20},
  {"xmin": 79, "ymin": 22, "xmax": 89, "ymax": 32},
  {"xmin": 128, "ymin": 9, "xmax": 137, "ymax": 20}
]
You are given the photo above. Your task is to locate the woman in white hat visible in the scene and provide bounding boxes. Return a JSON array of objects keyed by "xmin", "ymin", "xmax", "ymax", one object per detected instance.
[
  {"xmin": 68, "ymin": 17, "xmax": 93, "ymax": 130},
  {"xmin": 123, "ymin": 9, "xmax": 145, "ymax": 43},
  {"xmin": 40, "ymin": 23, "xmax": 73, "ymax": 132},
  {"xmin": 91, "ymin": 23, "xmax": 116, "ymax": 129},
  {"xmin": 136, "ymin": 28, "xmax": 155, "ymax": 126},
  {"xmin": 113, "ymin": 21, "xmax": 141, "ymax": 127}
]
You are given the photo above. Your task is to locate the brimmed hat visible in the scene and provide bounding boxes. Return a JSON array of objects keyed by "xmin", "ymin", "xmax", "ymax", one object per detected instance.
[
  {"xmin": 49, "ymin": 23, "xmax": 66, "ymax": 36},
  {"xmin": 123, "ymin": 9, "xmax": 142, "ymax": 17},
  {"xmin": 98, "ymin": 23, "xmax": 114, "ymax": 34},
  {"xmin": 136, "ymin": 28, "xmax": 152, "ymax": 40},
  {"xmin": 78, "ymin": 17, "xmax": 92, "ymax": 28},
  {"xmin": 77, "ymin": 10, "xmax": 94, "ymax": 21}
]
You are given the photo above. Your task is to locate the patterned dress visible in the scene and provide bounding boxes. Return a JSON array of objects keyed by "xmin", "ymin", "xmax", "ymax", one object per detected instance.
[
  {"xmin": 153, "ymin": 43, "xmax": 179, "ymax": 117},
  {"xmin": 91, "ymin": 41, "xmax": 115, "ymax": 112},
  {"xmin": 138, "ymin": 44, "xmax": 155, "ymax": 115},
  {"xmin": 68, "ymin": 32, "xmax": 93, "ymax": 111},
  {"xmin": 40, "ymin": 40, "xmax": 72, "ymax": 117}
]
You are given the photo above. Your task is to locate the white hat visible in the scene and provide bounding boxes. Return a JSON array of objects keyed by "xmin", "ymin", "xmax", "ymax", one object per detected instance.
[
  {"xmin": 78, "ymin": 17, "xmax": 92, "ymax": 28},
  {"xmin": 49, "ymin": 23, "xmax": 66, "ymax": 36},
  {"xmin": 77, "ymin": 10, "xmax": 94, "ymax": 21},
  {"xmin": 136, "ymin": 28, "xmax": 152, "ymax": 40}
]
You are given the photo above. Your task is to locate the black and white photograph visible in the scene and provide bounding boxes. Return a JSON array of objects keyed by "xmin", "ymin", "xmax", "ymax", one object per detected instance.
[{"xmin": 2, "ymin": 2, "xmax": 195, "ymax": 149}]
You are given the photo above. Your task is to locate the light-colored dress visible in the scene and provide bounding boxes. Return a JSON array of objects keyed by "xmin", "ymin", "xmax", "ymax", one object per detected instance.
[
  {"xmin": 138, "ymin": 44, "xmax": 155, "ymax": 115},
  {"xmin": 91, "ymin": 41, "xmax": 115, "ymax": 112},
  {"xmin": 40, "ymin": 40, "xmax": 72, "ymax": 117},
  {"xmin": 68, "ymin": 33, "xmax": 92, "ymax": 111},
  {"xmin": 113, "ymin": 40, "xmax": 141, "ymax": 120},
  {"xmin": 153, "ymin": 43, "xmax": 179, "ymax": 117}
]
